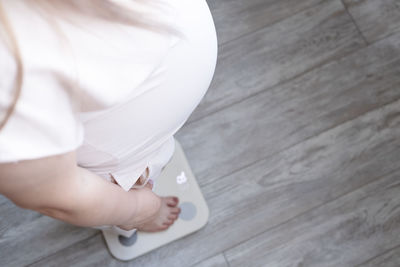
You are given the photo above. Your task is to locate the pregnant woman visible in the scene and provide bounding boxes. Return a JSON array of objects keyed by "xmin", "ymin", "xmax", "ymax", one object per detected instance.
[{"xmin": 0, "ymin": 0, "xmax": 217, "ymax": 256}]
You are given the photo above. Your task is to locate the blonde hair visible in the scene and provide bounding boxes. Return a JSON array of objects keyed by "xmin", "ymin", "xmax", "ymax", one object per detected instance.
[{"xmin": 0, "ymin": 0, "xmax": 178, "ymax": 132}]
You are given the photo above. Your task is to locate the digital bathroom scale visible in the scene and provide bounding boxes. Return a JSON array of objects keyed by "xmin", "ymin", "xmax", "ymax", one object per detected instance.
[{"xmin": 102, "ymin": 140, "xmax": 209, "ymax": 261}]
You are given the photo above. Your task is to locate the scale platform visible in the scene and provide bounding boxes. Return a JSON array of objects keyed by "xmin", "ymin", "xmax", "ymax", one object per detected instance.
[{"xmin": 102, "ymin": 140, "xmax": 209, "ymax": 261}]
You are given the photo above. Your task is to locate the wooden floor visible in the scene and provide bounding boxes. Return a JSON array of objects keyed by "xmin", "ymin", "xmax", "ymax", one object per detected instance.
[{"xmin": 1, "ymin": 0, "xmax": 400, "ymax": 266}]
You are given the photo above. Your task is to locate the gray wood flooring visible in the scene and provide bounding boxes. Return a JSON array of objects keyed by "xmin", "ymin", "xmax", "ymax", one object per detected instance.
[{"xmin": 1, "ymin": 0, "xmax": 399, "ymax": 266}]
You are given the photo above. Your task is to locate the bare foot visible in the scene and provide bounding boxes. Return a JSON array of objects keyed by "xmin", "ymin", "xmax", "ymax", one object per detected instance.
[{"xmin": 136, "ymin": 196, "xmax": 181, "ymax": 232}]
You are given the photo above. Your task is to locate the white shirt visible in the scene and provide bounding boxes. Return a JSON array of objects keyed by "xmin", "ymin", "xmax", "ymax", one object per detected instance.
[{"xmin": 0, "ymin": 0, "xmax": 218, "ymax": 190}]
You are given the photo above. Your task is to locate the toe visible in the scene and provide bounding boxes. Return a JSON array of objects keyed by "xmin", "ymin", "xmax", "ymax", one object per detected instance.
[
  {"xmin": 163, "ymin": 219, "xmax": 174, "ymax": 226},
  {"xmin": 166, "ymin": 197, "xmax": 179, "ymax": 207},
  {"xmin": 170, "ymin": 207, "xmax": 181, "ymax": 214},
  {"xmin": 168, "ymin": 214, "xmax": 178, "ymax": 220},
  {"xmin": 159, "ymin": 225, "xmax": 169, "ymax": 231}
]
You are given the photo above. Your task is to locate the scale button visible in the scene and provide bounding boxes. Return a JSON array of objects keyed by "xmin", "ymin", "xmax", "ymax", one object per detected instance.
[
  {"xmin": 118, "ymin": 232, "xmax": 138, "ymax": 247},
  {"xmin": 179, "ymin": 202, "xmax": 197, "ymax": 221}
]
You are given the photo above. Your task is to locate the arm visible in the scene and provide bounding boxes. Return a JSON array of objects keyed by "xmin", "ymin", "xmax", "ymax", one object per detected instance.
[{"xmin": 0, "ymin": 150, "xmax": 160, "ymax": 229}]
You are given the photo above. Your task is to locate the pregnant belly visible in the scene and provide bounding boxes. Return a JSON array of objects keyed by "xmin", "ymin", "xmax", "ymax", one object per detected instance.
[{"xmin": 77, "ymin": 0, "xmax": 217, "ymax": 182}]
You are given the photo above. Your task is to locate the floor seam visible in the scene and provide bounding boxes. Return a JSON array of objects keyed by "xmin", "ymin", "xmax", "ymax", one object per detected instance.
[
  {"xmin": 219, "ymin": 166, "xmax": 400, "ymax": 258},
  {"xmin": 340, "ymin": 0, "xmax": 369, "ymax": 45},
  {"xmin": 216, "ymin": 0, "xmax": 329, "ymax": 47},
  {"xmin": 201, "ymin": 96, "xmax": 400, "ymax": 192},
  {"xmin": 24, "ymin": 232, "xmax": 100, "ymax": 267},
  {"xmin": 355, "ymin": 243, "xmax": 400, "ymax": 267},
  {"xmin": 186, "ymin": 33, "xmax": 370, "ymax": 126},
  {"xmin": 223, "ymin": 251, "xmax": 232, "ymax": 267}
]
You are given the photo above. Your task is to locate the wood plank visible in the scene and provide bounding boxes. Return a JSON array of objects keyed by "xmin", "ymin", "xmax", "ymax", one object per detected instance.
[
  {"xmin": 27, "ymin": 235, "xmax": 229, "ymax": 267},
  {"xmin": 358, "ymin": 244, "xmax": 400, "ymax": 267},
  {"xmin": 188, "ymin": 0, "xmax": 365, "ymax": 122},
  {"xmin": 192, "ymin": 254, "xmax": 229, "ymax": 267},
  {"xmin": 177, "ymin": 32, "xmax": 400, "ymax": 187},
  {"xmin": 0, "ymin": 200, "xmax": 97, "ymax": 267},
  {"xmin": 0, "ymin": 199, "xmax": 41, "ymax": 241},
  {"xmin": 206, "ymin": 0, "xmax": 323, "ymax": 45},
  {"xmin": 31, "ymin": 94, "xmax": 400, "ymax": 266},
  {"xmin": 28, "ymin": 234, "xmax": 113, "ymax": 267},
  {"xmin": 224, "ymin": 168, "xmax": 400, "ymax": 267},
  {"xmin": 343, "ymin": 0, "xmax": 400, "ymax": 43}
]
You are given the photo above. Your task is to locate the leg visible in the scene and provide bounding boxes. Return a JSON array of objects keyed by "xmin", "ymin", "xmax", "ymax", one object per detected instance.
[{"xmin": 92, "ymin": 136, "xmax": 179, "ymax": 234}]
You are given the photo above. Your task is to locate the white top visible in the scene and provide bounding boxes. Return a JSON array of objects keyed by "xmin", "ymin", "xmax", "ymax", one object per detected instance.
[
  {"xmin": 0, "ymin": 0, "xmax": 218, "ymax": 190},
  {"xmin": 0, "ymin": 0, "xmax": 178, "ymax": 161}
]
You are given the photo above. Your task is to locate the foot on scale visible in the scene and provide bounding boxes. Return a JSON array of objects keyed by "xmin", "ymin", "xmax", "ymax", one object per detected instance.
[{"xmin": 102, "ymin": 140, "xmax": 209, "ymax": 261}]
